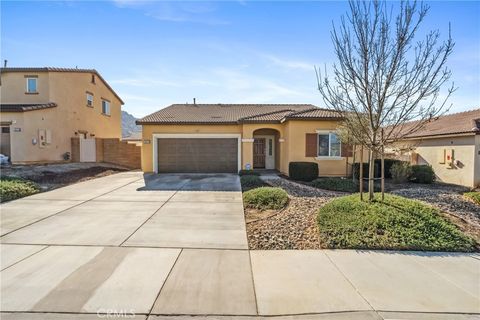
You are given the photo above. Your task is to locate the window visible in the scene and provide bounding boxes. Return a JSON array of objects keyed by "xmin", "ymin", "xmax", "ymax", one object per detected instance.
[
  {"xmin": 317, "ymin": 132, "xmax": 341, "ymax": 157},
  {"xmin": 101, "ymin": 100, "xmax": 110, "ymax": 115},
  {"xmin": 26, "ymin": 77, "xmax": 37, "ymax": 93},
  {"xmin": 91, "ymin": 74, "xmax": 96, "ymax": 84},
  {"xmin": 268, "ymin": 139, "xmax": 273, "ymax": 156},
  {"xmin": 86, "ymin": 93, "xmax": 94, "ymax": 107}
]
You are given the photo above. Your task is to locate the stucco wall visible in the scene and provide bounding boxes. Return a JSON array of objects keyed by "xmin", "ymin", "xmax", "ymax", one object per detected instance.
[
  {"xmin": 394, "ymin": 135, "xmax": 478, "ymax": 188},
  {"xmin": 141, "ymin": 120, "xmax": 353, "ymax": 177},
  {"xmin": 0, "ymin": 71, "xmax": 122, "ymax": 163}
]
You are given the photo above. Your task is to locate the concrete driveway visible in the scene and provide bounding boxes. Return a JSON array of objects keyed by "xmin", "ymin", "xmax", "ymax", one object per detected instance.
[
  {"xmin": 1, "ymin": 173, "xmax": 246, "ymax": 249},
  {"xmin": 1, "ymin": 172, "xmax": 479, "ymax": 319}
]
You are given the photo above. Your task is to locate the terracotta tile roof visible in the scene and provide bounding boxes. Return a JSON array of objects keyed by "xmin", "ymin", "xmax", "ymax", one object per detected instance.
[
  {"xmin": 399, "ymin": 108, "xmax": 480, "ymax": 138},
  {"xmin": 240, "ymin": 109, "xmax": 295, "ymax": 123},
  {"xmin": 0, "ymin": 67, "xmax": 124, "ymax": 104},
  {"xmin": 286, "ymin": 108, "xmax": 342, "ymax": 120},
  {"xmin": 137, "ymin": 104, "xmax": 340, "ymax": 124},
  {"xmin": 0, "ymin": 102, "xmax": 58, "ymax": 112}
]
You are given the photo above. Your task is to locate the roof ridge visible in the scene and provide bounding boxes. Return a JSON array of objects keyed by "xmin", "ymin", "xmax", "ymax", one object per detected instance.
[
  {"xmin": 171, "ymin": 103, "xmax": 315, "ymax": 107},
  {"xmin": 239, "ymin": 109, "xmax": 294, "ymax": 121}
]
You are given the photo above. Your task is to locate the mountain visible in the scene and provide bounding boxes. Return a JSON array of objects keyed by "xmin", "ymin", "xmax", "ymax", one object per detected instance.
[{"xmin": 122, "ymin": 110, "xmax": 142, "ymax": 138}]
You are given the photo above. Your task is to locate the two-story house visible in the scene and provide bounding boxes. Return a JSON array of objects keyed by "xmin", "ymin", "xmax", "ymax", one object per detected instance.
[{"xmin": 0, "ymin": 67, "xmax": 123, "ymax": 164}]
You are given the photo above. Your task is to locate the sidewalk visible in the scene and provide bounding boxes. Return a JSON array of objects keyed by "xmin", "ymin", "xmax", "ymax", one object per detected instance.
[{"xmin": 1, "ymin": 246, "xmax": 478, "ymax": 319}]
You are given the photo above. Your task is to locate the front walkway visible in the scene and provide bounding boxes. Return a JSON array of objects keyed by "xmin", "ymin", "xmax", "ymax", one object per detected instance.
[{"xmin": 0, "ymin": 172, "xmax": 479, "ymax": 319}]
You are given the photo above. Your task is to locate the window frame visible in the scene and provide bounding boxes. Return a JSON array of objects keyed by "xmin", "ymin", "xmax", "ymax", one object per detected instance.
[
  {"xmin": 101, "ymin": 99, "xmax": 111, "ymax": 116},
  {"xmin": 25, "ymin": 77, "xmax": 38, "ymax": 94},
  {"xmin": 315, "ymin": 130, "xmax": 342, "ymax": 159},
  {"xmin": 86, "ymin": 92, "xmax": 94, "ymax": 107}
]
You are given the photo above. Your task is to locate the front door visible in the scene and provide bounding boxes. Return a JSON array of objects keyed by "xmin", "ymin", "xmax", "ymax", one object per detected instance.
[{"xmin": 253, "ymin": 138, "xmax": 266, "ymax": 168}]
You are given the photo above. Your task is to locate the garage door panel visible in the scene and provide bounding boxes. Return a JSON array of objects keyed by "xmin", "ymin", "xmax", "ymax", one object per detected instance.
[{"xmin": 157, "ymin": 138, "xmax": 238, "ymax": 173}]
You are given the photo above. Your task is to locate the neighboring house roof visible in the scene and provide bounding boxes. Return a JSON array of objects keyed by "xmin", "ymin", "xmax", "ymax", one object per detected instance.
[
  {"xmin": 137, "ymin": 104, "xmax": 341, "ymax": 125},
  {"xmin": 0, "ymin": 102, "xmax": 58, "ymax": 112},
  {"xmin": 0, "ymin": 67, "xmax": 124, "ymax": 104},
  {"xmin": 399, "ymin": 108, "xmax": 480, "ymax": 139}
]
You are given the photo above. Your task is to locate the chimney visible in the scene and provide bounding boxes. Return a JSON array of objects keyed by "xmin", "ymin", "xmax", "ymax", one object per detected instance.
[
  {"xmin": 3, "ymin": 60, "xmax": 7, "ymax": 68},
  {"xmin": 193, "ymin": 98, "xmax": 196, "ymax": 105}
]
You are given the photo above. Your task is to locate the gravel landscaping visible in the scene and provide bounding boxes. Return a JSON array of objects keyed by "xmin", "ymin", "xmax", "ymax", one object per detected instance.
[
  {"xmin": 245, "ymin": 178, "xmax": 342, "ymax": 249},
  {"xmin": 0, "ymin": 162, "xmax": 129, "ymax": 191},
  {"xmin": 391, "ymin": 185, "xmax": 480, "ymax": 244},
  {"xmin": 245, "ymin": 176, "xmax": 480, "ymax": 250}
]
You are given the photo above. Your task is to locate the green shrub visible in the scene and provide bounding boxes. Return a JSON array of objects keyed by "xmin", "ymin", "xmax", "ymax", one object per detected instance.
[
  {"xmin": 289, "ymin": 162, "xmax": 319, "ymax": 182},
  {"xmin": 238, "ymin": 169, "xmax": 260, "ymax": 176},
  {"xmin": 243, "ymin": 187, "xmax": 288, "ymax": 210},
  {"xmin": 390, "ymin": 162, "xmax": 412, "ymax": 184},
  {"xmin": 311, "ymin": 177, "xmax": 358, "ymax": 192},
  {"xmin": 240, "ymin": 175, "xmax": 266, "ymax": 191},
  {"xmin": 410, "ymin": 165, "xmax": 436, "ymax": 184},
  {"xmin": 0, "ymin": 177, "xmax": 40, "ymax": 202},
  {"xmin": 317, "ymin": 193, "xmax": 476, "ymax": 251},
  {"xmin": 464, "ymin": 192, "xmax": 480, "ymax": 205},
  {"xmin": 353, "ymin": 159, "xmax": 406, "ymax": 179},
  {"xmin": 352, "ymin": 162, "xmax": 380, "ymax": 179}
]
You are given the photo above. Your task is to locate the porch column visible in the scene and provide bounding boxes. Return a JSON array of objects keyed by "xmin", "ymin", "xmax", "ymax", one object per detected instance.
[{"xmin": 241, "ymin": 138, "xmax": 254, "ymax": 170}]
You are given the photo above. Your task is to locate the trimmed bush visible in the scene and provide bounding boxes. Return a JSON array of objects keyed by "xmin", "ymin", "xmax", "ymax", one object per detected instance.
[
  {"xmin": 317, "ymin": 193, "xmax": 476, "ymax": 251},
  {"xmin": 311, "ymin": 177, "xmax": 358, "ymax": 193},
  {"xmin": 0, "ymin": 177, "xmax": 40, "ymax": 202},
  {"xmin": 289, "ymin": 162, "xmax": 319, "ymax": 182},
  {"xmin": 390, "ymin": 162, "xmax": 412, "ymax": 184},
  {"xmin": 243, "ymin": 187, "xmax": 288, "ymax": 210},
  {"xmin": 240, "ymin": 175, "xmax": 266, "ymax": 191},
  {"xmin": 464, "ymin": 192, "xmax": 480, "ymax": 205},
  {"xmin": 353, "ymin": 159, "xmax": 405, "ymax": 179},
  {"xmin": 410, "ymin": 165, "xmax": 436, "ymax": 184},
  {"xmin": 238, "ymin": 170, "xmax": 260, "ymax": 176},
  {"xmin": 352, "ymin": 162, "xmax": 380, "ymax": 179}
]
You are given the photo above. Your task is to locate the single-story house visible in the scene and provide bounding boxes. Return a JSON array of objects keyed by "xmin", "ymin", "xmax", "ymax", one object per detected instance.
[
  {"xmin": 388, "ymin": 108, "xmax": 480, "ymax": 188},
  {"xmin": 136, "ymin": 103, "xmax": 355, "ymax": 176}
]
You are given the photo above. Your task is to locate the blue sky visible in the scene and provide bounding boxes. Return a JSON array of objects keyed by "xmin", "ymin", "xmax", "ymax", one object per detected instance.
[{"xmin": 2, "ymin": 1, "xmax": 479, "ymax": 118}]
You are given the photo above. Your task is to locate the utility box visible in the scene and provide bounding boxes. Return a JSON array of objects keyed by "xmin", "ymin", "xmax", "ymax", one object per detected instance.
[{"xmin": 446, "ymin": 149, "xmax": 455, "ymax": 166}]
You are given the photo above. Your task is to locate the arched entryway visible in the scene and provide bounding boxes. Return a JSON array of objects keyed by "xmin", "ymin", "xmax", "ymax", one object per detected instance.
[{"xmin": 252, "ymin": 128, "xmax": 280, "ymax": 170}]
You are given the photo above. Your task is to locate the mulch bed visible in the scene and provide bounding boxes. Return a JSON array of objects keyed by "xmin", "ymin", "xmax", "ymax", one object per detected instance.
[{"xmin": 1, "ymin": 163, "xmax": 128, "ymax": 191}]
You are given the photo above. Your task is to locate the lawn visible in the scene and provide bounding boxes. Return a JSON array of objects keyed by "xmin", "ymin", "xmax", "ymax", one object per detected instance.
[
  {"xmin": 317, "ymin": 193, "xmax": 476, "ymax": 252},
  {"xmin": 0, "ymin": 177, "xmax": 40, "ymax": 202},
  {"xmin": 464, "ymin": 192, "xmax": 480, "ymax": 205}
]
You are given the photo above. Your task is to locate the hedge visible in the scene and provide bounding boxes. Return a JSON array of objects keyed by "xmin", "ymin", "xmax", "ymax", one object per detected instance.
[{"xmin": 289, "ymin": 162, "xmax": 319, "ymax": 182}]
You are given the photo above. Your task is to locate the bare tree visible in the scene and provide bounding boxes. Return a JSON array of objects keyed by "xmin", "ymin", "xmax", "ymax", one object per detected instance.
[{"xmin": 316, "ymin": 0, "xmax": 455, "ymax": 201}]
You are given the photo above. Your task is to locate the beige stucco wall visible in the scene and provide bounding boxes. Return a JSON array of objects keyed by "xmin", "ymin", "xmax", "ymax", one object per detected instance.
[
  {"xmin": 394, "ymin": 134, "xmax": 478, "ymax": 188},
  {"xmin": 141, "ymin": 120, "xmax": 353, "ymax": 177},
  {"xmin": 0, "ymin": 71, "xmax": 122, "ymax": 163}
]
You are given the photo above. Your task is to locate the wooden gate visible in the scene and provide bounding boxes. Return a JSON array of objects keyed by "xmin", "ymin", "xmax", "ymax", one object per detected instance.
[{"xmin": 79, "ymin": 138, "xmax": 96, "ymax": 162}]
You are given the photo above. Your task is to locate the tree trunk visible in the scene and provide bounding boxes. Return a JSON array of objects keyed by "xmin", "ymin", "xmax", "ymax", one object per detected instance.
[
  {"xmin": 352, "ymin": 144, "xmax": 356, "ymax": 181},
  {"xmin": 368, "ymin": 149, "xmax": 375, "ymax": 201},
  {"xmin": 359, "ymin": 145, "xmax": 364, "ymax": 201},
  {"xmin": 381, "ymin": 149, "xmax": 385, "ymax": 201}
]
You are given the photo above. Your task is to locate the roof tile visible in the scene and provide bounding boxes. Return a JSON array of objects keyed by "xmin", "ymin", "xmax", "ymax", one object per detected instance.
[{"xmin": 137, "ymin": 104, "xmax": 340, "ymax": 124}]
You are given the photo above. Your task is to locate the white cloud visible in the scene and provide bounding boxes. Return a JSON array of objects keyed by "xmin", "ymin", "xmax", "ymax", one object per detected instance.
[
  {"xmin": 111, "ymin": 0, "xmax": 229, "ymax": 25},
  {"xmin": 261, "ymin": 54, "xmax": 315, "ymax": 71},
  {"xmin": 110, "ymin": 77, "xmax": 181, "ymax": 87}
]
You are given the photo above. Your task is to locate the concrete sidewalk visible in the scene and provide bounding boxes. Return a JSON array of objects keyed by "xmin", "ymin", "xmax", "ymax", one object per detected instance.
[
  {"xmin": 0, "ymin": 172, "xmax": 479, "ymax": 319},
  {"xmin": 1, "ymin": 246, "xmax": 478, "ymax": 319}
]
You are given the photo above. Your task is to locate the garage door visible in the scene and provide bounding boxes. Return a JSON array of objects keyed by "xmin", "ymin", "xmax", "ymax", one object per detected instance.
[{"xmin": 157, "ymin": 138, "xmax": 238, "ymax": 173}]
